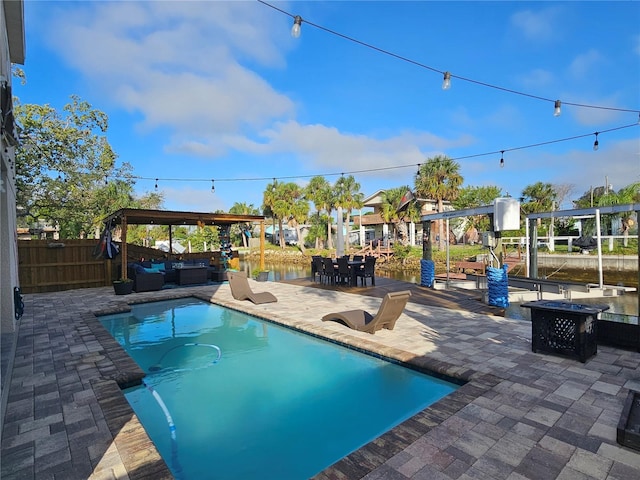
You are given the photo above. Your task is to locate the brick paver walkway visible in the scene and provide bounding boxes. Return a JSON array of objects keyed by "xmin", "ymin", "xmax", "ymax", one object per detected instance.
[{"xmin": 1, "ymin": 279, "xmax": 639, "ymax": 479}]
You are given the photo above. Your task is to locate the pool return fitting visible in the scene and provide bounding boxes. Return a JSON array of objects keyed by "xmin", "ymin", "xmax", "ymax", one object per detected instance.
[{"xmin": 148, "ymin": 343, "xmax": 222, "ymax": 372}]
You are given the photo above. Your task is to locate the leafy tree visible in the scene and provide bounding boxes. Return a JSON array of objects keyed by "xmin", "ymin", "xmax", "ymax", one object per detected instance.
[
  {"xmin": 305, "ymin": 212, "xmax": 328, "ymax": 249},
  {"xmin": 334, "ymin": 175, "xmax": 364, "ymax": 252},
  {"xmin": 189, "ymin": 225, "xmax": 220, "ymax": 252},
  {"xmin": 454, "ymin": 185, "xmax": 503, "ymax": 239},
  {"xmin": 14, "ymin": 95, "xmax": 158, "ymax": 238},
  {"xmin": 415, "ymin": 155, "xmax": 463, "ymax": 250},
  {"xmin": 574, "ymin": 182, "xmax": 639, "ymax": 243}
]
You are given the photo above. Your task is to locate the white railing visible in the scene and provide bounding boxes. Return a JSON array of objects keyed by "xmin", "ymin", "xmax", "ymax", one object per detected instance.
[{"xmin": 501, "ymin": 235, "xmax": 635, "ymax": 252}]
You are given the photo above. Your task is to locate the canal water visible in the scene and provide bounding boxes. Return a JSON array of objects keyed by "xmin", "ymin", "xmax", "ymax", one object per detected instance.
[{"xmin": 241, "ymin": 261, "xmax": 639, "ymax": 320}]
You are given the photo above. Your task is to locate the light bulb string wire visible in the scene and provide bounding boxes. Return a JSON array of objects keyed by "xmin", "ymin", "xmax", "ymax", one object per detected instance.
[
  {"xmin": 257, "ymin": 0, "xmax": 639, "ymax": 114},
  {"xmin": 125, "ymin": 122, "xmax": 637, "ymax": 185}
]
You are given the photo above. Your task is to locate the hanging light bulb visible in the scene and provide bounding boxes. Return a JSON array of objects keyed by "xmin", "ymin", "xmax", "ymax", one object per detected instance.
[
  {"xmin": 104, "ymin": 175, "xmax": 108, "ymax": 186},
  {"xmin": 272, "ymin": 178, "xmax": 277, "ymax": 192},
  {"xmin": 416, "ymin": 163, "xmax": 421, "ymax": 177},
  {"xmin": 500, "ymin": 151, "xmax": 505, "ymax": 168},
  {"xmin": 442, "ymin": 71, "xmax": 451, "ymax": 90},
  {"xmin": 154, "ymin": 178, "xmax": 158, "ymax": 190},
  {"xmin": 593, "ymin": 132, "xmax": 599, "ymax": 151},
  {"xmin": 291, "ymin": 15, "xmax": 302, "ymax": 38},
  {"xmin": 554, "ymin": 99, "xmax": 562, "ymax": 117},
  {"xmin": 211, "ymin": 179, "xmax": 215, "ymax": 193}
]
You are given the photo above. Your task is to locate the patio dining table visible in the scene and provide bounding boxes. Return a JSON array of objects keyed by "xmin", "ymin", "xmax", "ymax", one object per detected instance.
[{"xmin": 332, "ymin": 259, "xmax": 365, "ymax": 286}]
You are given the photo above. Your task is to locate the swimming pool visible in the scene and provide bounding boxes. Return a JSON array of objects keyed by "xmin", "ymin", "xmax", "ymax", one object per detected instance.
[{"xmin": 100, "ymin": 298, "xmax": 459, "ymax": 479}]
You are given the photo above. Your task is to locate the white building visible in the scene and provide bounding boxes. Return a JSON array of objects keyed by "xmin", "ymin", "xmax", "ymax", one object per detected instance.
[
  {"xmin": 356, "ymin": 189, "xmax": 452, "ymax": 246},
  {"xmin": 1, "ymin": 1, "xmax": 25, "ymax": 337}
]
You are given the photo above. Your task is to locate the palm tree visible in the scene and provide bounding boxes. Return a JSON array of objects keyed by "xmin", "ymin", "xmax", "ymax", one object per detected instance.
[
  {"xmin": 289, "ymin": 191, "xmax": 310, "ymax": 253},
  {"xmin": 379, "ymin": 187, "xmax": 408, "ymax": 244},
  {"xmin": 415, "ymin": 155, "xmax": 463, "ymax": 250},
  {"xmin": 262, "ymin": 180, "xmax": 278, "ymax": 245},
  {"xmin": 229, "ymin": 202, "xmax": 260, "ymax": 247},
  {"xmin": 306, "ymin": 176, "xmax": 333, "ymax": 250},
  {"xmin": 334, "ymin": 175, "xmax": 364, "ymax": 252},
  {"xmin": 269, "ymin": 182, "xmax": 309, "ymax": 250},
  {"xmin": 521, "ymin": 182, "xmax": 555, "ymax": 214},
  {"xmin": 521, "ymin": 182, "xmax": 556, "ymax": 233}
]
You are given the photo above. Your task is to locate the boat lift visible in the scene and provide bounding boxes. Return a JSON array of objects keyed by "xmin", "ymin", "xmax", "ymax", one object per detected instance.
[
  {"xmin": 420, "ymin": 201, "xmax": 640, "ymax": 297},
  {"xmin": 525, "ymin": 203, "xmax": 639, "ymax": 290}
]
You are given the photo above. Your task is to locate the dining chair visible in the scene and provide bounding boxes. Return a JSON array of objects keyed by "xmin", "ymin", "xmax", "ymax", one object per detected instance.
[
  {"xmin": 312, "ymin": 256, "xmax": 324, "ymax": 283},
  {"xmin": 322, "ymin": 257, "xmax": 337, "ymax": 284},
  {"xmin": 336, "ymin": 256, "xmax": 350, "ymax": 285},
  {"xmin": 356, "ymin": 256, "xmax": 376, "ymax": 286}
]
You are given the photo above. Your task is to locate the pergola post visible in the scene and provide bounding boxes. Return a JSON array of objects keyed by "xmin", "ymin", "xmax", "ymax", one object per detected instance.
[
  {"xmin": 260, "ymin": 220, "xmax": 265, "ymax": 271},
  {"xmin": 121, "ymin": 215, "xmax": 128, "ymax": 280}
]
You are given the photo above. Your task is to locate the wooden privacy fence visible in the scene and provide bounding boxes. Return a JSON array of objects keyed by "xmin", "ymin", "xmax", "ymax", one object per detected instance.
[
  {"xmin": 17, "ymin": 240, "xmax": 238, "ymax": 293},
  {"xmin": 18, "ymin": 239, "xmax": 112, "ymax": 293}
]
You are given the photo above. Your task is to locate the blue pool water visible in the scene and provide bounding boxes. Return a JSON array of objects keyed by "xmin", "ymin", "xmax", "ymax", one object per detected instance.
[{"xmin": 100, "ymin": 298, "xmax": 458, "ymax": 479}]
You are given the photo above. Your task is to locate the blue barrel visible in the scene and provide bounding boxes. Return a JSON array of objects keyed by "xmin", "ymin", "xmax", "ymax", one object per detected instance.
[
  {"xmin": 420, "ymin": 259, "xmax": 435, "ymax": 288},
  {"xmin": 487, "ymin": 264, "xmax": 509, "ymax": 308}
]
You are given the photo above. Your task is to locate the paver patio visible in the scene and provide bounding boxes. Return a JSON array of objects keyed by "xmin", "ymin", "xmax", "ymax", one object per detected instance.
[{"xmin": 1, "ymin": 278, "xmax": 639, "ymax": 479}]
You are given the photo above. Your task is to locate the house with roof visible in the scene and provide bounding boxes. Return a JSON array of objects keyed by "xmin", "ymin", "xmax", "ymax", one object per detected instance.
[{"xmin": 354, "ymin": 189, "xmax": 453, "ymax": 247}]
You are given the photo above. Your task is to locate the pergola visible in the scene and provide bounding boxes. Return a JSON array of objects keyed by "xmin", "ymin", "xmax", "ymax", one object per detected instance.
[{"xmin": 103, "ymin": 208, "xmax": 266, "ymax": 280}]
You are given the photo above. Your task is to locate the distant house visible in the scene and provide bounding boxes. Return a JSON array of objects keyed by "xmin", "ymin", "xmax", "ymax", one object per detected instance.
[
  {"xmin": 155, "ymin": 240, "xmax": 187, "ymax": 254},
  {"xmin": 263, "ymin": 224, "xmax": 310, "ymax": 246},
  {"xmin": 354, "ymin": 190, "xmax": 452, "ymax": 246}
]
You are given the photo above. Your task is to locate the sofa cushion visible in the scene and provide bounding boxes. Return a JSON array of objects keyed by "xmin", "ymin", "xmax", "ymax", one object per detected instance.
[{"xmin": 149, "ymin": 263, "xmax": 165, "ymax": 272}]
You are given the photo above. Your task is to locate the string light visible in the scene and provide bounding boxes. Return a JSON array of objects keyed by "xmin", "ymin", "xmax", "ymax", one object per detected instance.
[
  {"xmin": 211, "ymin": 179, "xmax": 215, "ymax": 193},
  {"xmin": 416, "ymin": 163, "xmax": 421, "ymax": 177},
  {"xmin": 154, "ymin": 178, "xmax": 158, "ymax": 190},
  {"xmin": 291, "ymin": 15, "xmax": 302, "ymax": 38},
  {"xmin": 442, "ymin": 72, "xmax": 451, "ymax": 90},
  {"xmin": 104, "ymin": 175, "xmax": 108, "ymax": 185},
  {"xmin": 499, "ymin": 151, "xmax": 504, "ymax": 168},
  {"xmin": 593, "ymin": 132, "xmax": 599, "ymax": 151},
  {"xmin": 257, "ymin": 1, "xmax": 639, "ymax": 116},
  {"xmin": 115, "ymin": 122, "xmax": 637, "ymax": 189},
  {"xmin": 554, "ymin": 100, "xmax": 562, "ymax": 117}
]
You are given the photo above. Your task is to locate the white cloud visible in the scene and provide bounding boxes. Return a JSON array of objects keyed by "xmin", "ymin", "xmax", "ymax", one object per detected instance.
[
  {"xmin": 568, "ymin": 49, "xmax": 604, "ymax": 78},
  {"xmin": 218, "ymin": 121, "xmax": 473, "ymax": 172},
  {"xmin": 159, "ymin": 185, "xmax": 227, "ymax": 213},
  {"xmin": 569, "ymin": 95, "xmax": 628, "ymax": 126},
  {"xmin": 518, "ymin": 68, "xmax": 554, "ymax": 89},
  {"xmin": 48, "ymin": 1, "xmax": 296, "ymax": 138},
  {"xmin": 510, "ymin": 8, "xmax": 561, "ymax": 42}
]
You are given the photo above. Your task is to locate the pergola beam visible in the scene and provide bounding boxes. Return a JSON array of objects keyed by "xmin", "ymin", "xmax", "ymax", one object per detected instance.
[{"xmin": 103, "ymin": 208, "xmax": 266, "ymax": 280}]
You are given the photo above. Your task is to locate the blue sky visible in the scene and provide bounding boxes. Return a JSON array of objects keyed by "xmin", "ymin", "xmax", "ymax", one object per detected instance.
[{"xmin": 14, "ymin": 1, "xmax": 640, "ymax": 213}]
